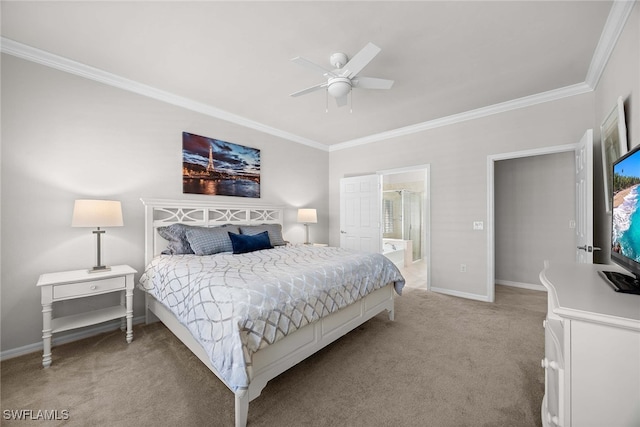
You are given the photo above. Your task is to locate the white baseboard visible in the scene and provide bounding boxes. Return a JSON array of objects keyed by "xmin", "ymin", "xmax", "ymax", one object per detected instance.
[
  {"xmin": 495, "ymin": 279, "xmax": 547, "ymax": 292},
  {"xmin": 430, "ymin": 287, "xmax": 491, "ymax": 302},
  {"xmin": 0, "ymin": 315, "xmax": 146, "ymax": 362}
]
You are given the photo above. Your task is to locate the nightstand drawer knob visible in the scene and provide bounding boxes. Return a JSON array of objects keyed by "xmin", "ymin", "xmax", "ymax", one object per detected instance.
[
  {"xmin": 90, "ymin": 285, "xmax": 97, "ymax": 290},
  {"xmin": 541, "ymin": 358, "xmax": 559, "ymax": 370}
]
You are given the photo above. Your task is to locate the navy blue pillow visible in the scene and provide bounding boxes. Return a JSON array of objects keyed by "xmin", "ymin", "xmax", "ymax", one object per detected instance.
[{"xmin": 228, "ymin": 231, "xmax": 273, "ymax": 254}]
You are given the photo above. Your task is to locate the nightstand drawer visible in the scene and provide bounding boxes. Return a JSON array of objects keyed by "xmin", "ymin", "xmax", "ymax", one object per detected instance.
[{"xmin": 53, "ymin": 277, "xmax": 125, "ymax": 299}]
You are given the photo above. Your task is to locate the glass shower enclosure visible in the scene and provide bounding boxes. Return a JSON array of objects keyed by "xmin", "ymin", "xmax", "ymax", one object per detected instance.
[{"xmin": 382, "ymin": 189, "xmax": 422, "ymax": 261}]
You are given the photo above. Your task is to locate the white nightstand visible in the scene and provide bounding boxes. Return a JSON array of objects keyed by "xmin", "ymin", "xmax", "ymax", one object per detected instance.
[{"xmin": 36, "ymin": 265, "xmax": 137, "ymax": 368}]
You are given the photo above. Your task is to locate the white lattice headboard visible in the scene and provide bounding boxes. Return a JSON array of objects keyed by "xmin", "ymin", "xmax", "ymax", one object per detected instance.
[{"xmin": 141, "ymin": 198, "xmax": 285, "ymax": 264}]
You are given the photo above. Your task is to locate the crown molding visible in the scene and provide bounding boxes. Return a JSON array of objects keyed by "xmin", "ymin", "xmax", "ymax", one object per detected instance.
[
  {"xmin": 329, "ymin": 82, "xmax": 593, "ymax": 152},
  {"xmin": 585, "ymin": 0, "xmax": 636, "ymax": 90},
  {"xmin": 1, "ymin": 0, "xmax": 633, "ymax": 153},
  {"xmin": 0, "ymin": 37, "xmax": 329, "ymax": 152},
  {"xmin": 330, "ymin": 1, "xmax": 635, "ymax": 152}
]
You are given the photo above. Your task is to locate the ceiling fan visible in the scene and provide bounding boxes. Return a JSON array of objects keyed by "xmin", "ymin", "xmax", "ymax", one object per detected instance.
[{"xmin": 289, "ymin": 42, "xmax": 394, "ymax": 107}]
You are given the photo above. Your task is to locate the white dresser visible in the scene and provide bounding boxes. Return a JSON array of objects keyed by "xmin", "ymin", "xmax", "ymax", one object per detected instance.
[{"xmin": 539, "ymin": 263, "xmax": 640, "ymax": 427}]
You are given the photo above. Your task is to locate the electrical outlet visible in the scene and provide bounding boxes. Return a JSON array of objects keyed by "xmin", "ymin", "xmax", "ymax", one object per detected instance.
[
  {"xmin": 473, "ymin": 221, "xmax": 484, "ymax": 230},
  {"xmin": 460, "ymin": 264, "xmax": 467, "ymax": 273}
]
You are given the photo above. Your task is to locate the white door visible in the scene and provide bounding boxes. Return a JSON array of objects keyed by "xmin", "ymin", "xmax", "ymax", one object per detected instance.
[
  {"xmin": 340, "ymin": 175, "xmax": 381, "ymax": 252},
  {"xmin": 575, "ymin": 129, "xmax": 594, "ymax": 263}
]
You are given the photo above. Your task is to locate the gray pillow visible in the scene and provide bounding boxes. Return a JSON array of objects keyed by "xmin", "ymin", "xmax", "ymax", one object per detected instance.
[
  {"xmin": 239, "ymin": 224, "xmax": 286, "ymax": 246},
  {"xmin": 158, "ymin": 223, "xmax": 196, "ymax": 255},
  {"xmin": 186, "ymin": 225, "xmax": 240, "ymax": 255}
]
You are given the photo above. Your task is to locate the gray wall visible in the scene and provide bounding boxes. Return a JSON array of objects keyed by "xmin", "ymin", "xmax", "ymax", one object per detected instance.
[
  {"xmin": 329, "ymin": 95, "xmax": 594, "ymax": 299},
  {"xmin": 495, "ymin": 153, "xmax": 576, "ymax": 286},
  {"xmin": 329, "ymin": 5, "xmax": 639, "ymax": 300},
  {"xmin": 0, "ymin": 55, "xmax": 329, "ymax": 353}
]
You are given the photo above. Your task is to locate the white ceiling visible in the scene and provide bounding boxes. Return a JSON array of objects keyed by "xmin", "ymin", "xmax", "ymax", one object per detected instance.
[{"xmin": 1, "ymin": 1, "xmax": 617, "ymax": 150}]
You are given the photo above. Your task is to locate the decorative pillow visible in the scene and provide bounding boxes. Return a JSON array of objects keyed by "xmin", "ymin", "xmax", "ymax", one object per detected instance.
[
  {"xmin": 239, "ymin": 224, "xmax": 286, "ymax": 246},
  {"xmin": 228, "ymin": 231, "xmax": 273, "ymax": 254},
  {"xmin": 185, "ymin": 225, "xmax": 240, "ymax": 255},
  {"xmin": 158, "ymin": 223, "xmax": 196, "ymax": 255}
]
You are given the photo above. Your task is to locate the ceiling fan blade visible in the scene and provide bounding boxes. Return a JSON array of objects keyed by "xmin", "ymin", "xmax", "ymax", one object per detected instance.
[
  {"xmin": 291, "ymin": 56, "xmax": 336, "ymax": 77},
  {"xmin": 335, "ymin": 95, "xmax": 348, "ymax": 107},
  {"xmin": 341, "ymin": 42, "xmax": 381, "ymax": 78},
  {"xmin": 352, "ymin": 76, "xmax": 394, "ymax": 90},
  {"xmin": 290, "ymin": 82, "xmax": 328, "ymax": 97}
]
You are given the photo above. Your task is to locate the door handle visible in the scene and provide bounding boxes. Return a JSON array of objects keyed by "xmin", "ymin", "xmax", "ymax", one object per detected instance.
[{"xmin": 577, "ymin": 245, "xmax": 601, "ymax": 252}]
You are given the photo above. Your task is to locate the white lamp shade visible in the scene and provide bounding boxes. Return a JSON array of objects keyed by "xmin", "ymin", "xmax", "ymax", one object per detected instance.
[
  {"xmin": 297, "ymin": 208, "xmax": 317, "ymax": 224},
  {"xmin": 72, "ymin": 200, "xmax": 123, "ymax": 228}
]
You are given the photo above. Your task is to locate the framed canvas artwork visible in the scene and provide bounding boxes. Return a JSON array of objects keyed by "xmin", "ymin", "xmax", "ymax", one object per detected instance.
[
  {"xmin": 182, "ymin": 132, "xmax": 261, "ymax": 198},
  {"xmin": 601, "ymin": 96, "xmax": 628, "ymax": 213}
]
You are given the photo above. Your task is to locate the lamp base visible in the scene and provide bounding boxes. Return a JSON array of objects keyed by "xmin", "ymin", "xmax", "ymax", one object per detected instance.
[
  {"xmin": 303, "ymin": 223, "xmax": 311, "ymax": 245},
  {"xmin": 89, "ymin": 228, "xmax": 110, "ymax": 273}
]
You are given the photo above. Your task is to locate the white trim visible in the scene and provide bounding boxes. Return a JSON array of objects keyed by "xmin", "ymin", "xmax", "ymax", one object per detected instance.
[
  {"xmin": 0, "ymin": 37, "xmax": 328, "ymax": 152},
  {"xmin": 0, "ymin": 315, "xmax": 146, "ymax": 362},
  {"xmin": 495, "ymin": 280, "xmax": 547, "ymax": 293},
  {"xmin": 430, "ymin": 286, "xmax": 491, "ymax": 303},
  {"xmin": 585, "ymin": 0, "xmax": 636, "ymax": 89},
  {"xmin": 330, "ymin": 83, "xmax": 592, "ymax": 152},
  {"xmin": 1, "ymin": 0, "xmax": 632, "ymax": 152},
  {"xmin": 487, "ymin": 143, "xmax": 578, "ymax": 303},
  {"xmin": 377, "ymin": 164, "xmax": 431, "ymax": 175},
  {"xmin": 330, "ymin": 0, "xmax": 633, "ymax": 151},
  {"xmin": 489, "ymin": 144, "xmax": 578, "ymax": 162}
]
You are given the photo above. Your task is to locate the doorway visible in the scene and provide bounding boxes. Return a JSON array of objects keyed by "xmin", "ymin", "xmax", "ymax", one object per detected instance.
[
  {"xmin": 380, "ymin": 165, "xmax": 431, "ymax": 290},
  {"xmin": 487, "ymin": 131, "xmax": 592, "ymax": 302},
  {"xmin": 382, "ymin": 189, "xmax": 423, "ymax": 261},
  {"xmin": 494, "ymin": 152, "xmax": 575, "ymax": 291}
]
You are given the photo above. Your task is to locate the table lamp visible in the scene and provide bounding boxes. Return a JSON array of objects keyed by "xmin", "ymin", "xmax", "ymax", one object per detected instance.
[
  {"xmin": 72, "ymin": 199, "xmax": 123, "ymax": 272},
  {"xmin": 297, "ymin": 208, "xmax": 317, "ymax": 245}
]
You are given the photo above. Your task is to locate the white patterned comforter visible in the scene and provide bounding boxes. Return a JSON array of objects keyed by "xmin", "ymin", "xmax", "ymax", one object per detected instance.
[{"xmin": 138, "ymin": 245, "xmax": 405, "ymax": 392}]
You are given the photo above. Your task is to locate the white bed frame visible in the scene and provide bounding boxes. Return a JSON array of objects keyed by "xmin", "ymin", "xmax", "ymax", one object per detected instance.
[{"xmin": 141, "ymin": 198, "xmax": 396, "ymax": 427}]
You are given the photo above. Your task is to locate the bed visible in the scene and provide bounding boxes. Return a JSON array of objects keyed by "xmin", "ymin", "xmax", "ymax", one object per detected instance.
[{"xmin": 138, "ymin": 198, "xmax": 405, "ymax": 426}]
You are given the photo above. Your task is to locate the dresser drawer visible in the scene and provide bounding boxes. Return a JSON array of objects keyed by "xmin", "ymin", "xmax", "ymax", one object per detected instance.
[{"xmin": 53, "ymin": 277, "xmax": 126, "ymax": 299}]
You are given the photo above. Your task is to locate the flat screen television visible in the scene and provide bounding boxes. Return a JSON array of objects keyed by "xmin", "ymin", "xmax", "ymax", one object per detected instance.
[{"xmin": 602, "ymin": 144, "xmax": 640, "ymax": 294}]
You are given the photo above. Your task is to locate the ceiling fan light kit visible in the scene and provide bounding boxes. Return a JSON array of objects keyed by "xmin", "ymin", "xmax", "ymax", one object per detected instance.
[
  {"xmin": 327, "ymin": 77, "xmax": 351, "ymax": 98},
  {"xmin": 290, "ymin": 42, "xmax": 394, "ymax": 109}
]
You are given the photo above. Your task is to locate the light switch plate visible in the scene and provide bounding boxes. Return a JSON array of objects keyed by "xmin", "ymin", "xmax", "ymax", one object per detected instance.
[{"xmin": 473, "ymin": 221, "xmax": 484, "ymax": 230}]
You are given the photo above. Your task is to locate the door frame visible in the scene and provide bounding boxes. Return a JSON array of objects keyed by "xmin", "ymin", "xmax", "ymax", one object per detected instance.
[
  {"xmin": 378, "ymin": 164, "xmax": 431, "ymax": 290},
  {"xmin": 487, "ymin": 144, "xmax": 577, "ymax": 302}
]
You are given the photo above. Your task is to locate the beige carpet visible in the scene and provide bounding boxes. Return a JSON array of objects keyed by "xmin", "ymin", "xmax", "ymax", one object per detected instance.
[{"xmin": 1, "ymin": 285, "xmax": 546, "ymax": 427}]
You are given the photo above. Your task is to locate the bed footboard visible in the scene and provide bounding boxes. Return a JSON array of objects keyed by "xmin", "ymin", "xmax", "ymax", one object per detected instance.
[{"xmin": 145, "ymin": 284, "xmax": 395, "ymax": 427}]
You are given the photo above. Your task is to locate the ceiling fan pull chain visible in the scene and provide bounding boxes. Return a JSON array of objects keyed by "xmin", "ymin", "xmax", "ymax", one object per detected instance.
[
  {"xmin": 325, "ymin": 89, "xmax": 329, "ymax": 113},
  {"xmin": 350, "ymin": 91, "xmax": 353, "ymax": 113}
]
